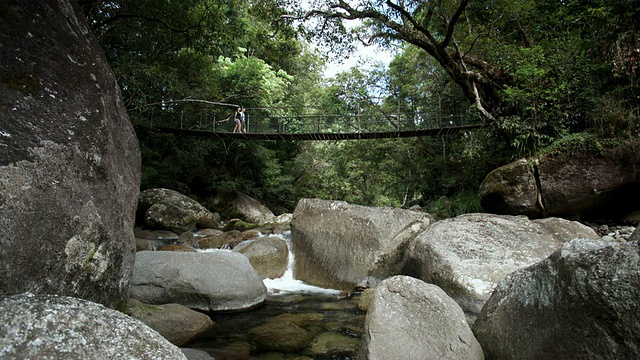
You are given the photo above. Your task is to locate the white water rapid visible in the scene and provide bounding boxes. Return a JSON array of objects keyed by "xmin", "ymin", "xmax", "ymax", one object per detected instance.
[
  {"xmin": 263, "ymin": 231, "xmax": 341, "ymax": 296},
  {"xmin": 197, "ymin": 231, "xmax": 341, "ymax": 295}
]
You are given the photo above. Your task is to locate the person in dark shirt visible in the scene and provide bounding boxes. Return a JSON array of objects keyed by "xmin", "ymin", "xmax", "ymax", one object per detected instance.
[{"xmin": 233, "ymin": 107, "xmax": 242, "ymax": 133}]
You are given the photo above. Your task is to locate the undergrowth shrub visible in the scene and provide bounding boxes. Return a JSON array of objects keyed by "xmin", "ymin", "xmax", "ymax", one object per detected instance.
[{"xmin": 424, "ymin": 190, "xmax": 481, "ymax": 220}]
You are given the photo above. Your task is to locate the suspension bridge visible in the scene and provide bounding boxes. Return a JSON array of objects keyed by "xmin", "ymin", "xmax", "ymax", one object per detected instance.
[{"xmin": 136, "ymin": 106, "xmax": 484, "ymax": 141}]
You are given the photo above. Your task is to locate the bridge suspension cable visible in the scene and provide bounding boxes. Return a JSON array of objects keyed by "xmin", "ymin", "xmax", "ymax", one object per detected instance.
[{"xmin": 135, "ymin": 104, "xmax": 484, "ymax": 140}]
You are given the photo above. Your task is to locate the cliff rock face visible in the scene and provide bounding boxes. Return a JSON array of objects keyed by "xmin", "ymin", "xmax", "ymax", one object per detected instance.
[
  {"xmin": 479, "ymin": 141, "xmax": 640, "ymax": 220},
  {"xmin": 0, "ymin": 1, "xmax": 141, "ymax": 309}
]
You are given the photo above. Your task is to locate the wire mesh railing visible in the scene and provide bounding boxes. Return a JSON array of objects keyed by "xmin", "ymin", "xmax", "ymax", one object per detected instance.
[{"xmin": 138, "ymin": 107, "xmax": 482, "ymax": 135}]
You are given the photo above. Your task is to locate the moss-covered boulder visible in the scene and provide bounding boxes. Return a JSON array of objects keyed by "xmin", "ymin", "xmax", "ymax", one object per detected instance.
[
  {"xmin": 479, "ymin": 140, "xmax": 640, "ymax": 220},
  {"xmin": 138, "ymin": 188, "xmax": 218, "ymax": 233}
]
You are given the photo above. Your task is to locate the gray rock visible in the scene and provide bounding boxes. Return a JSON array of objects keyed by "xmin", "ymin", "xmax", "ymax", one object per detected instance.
[
  {"xmin": 135, "ymin": 228, "xmax": 158, "ymax": 240},
  {"xmin": 209, "ymin": 191, "xmax": 275, "ymax": 224},
  {"xmin": 126, "ymin": 299, "xmax": 214, "ymax": 346},
  {"xmin": 629, "ymin": 226, "xmax": 640, "ymax": 242},
  {"xmin": 138, "ymin": 188, "xmax": 218, "ymax": 233},
  {"xmin": 158, "ymin": 244, "xmax": 198, "ymax": 252},
  {"xmin": 131, "ymin": 251, "xmax": 267, "ymax": 312},
  {"xmin": 233, "ymin": 236, "xmax": 289, "ymax": 279},
  {"xmin": 0, "ymin": 293, "xmax": 186, "ymax": 360},
  {"xmin": 154, "ymin": 229, "xmax": 180, "ymax": 240},
  {"xmin": 361, "ymin": 276, "xmax": 483, "ymax": 360},
  {"xmin": 402, "ymin": 213, "xmax": 599, "ymax": 318},
  {"xmin": 197, "ymin": 228, "xmax": 224, "ymax": 237},
  {"xmin": 180, "ymin": 348, "xmax": 216, "ymax": 360},
  {"xmin": 473, "ymin": 239, "xmax": 640, "ymax": 360},
  {"xmin": 136, "ymin": 238, "xmax": 156, "ymax": 252},
  {"xmin": 291, "ymin": 199, "xmax": 434, "ymax": 290},
  {"xmin": 145, "ymin": 203, "xmax": 199, "ymax": 234},
  {"xmin": 537, "ymin": 143, "xmax": 640, "ymax": 218},
  {"xmin": 0, "ymin": 1, "xmax": 140, "ymax": 309}
]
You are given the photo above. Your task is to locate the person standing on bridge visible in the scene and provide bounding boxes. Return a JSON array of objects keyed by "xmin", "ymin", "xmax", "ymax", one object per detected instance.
[
  {"xmin": 240, "ymin": 107, "xmax": 247, "ymax": 133},
  {"xmin": 233, "ymin": 107, "xmax": 242, "ymax": 133}
]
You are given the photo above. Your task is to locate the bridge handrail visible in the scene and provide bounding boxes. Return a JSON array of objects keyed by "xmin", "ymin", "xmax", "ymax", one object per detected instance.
[{"xmin": 137, "ymin": 107, "xmax": 482, "ymax": 134}]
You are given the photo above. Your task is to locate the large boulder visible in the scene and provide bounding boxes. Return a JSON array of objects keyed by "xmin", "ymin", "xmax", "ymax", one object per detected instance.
[
  {"xmin": 0, "ymin": 1, "xmax": 141, "ymax": 309},
  {"xmin": 126, "ymin": 299, "xmax": 214, "ymax": 346},
  {"xmin": 0, "ymin": 293, "xmax": 186, "ymax": 360},
  {"xmin": 290, "ymin": 199, "xmax": 434, "ymax": 290},
  {"xmin": 361, "ymin": 276, "xmax": 484, "ymax": 360},
  {"xmin": 208, "ymin": 191, "xmax": 275, "ymax": 223},
  {"xmin": 402, "ymin": 213, "xmax": 599, "ymax": 319},
  {"xmin": 478, "ymin": 159, "xmax": 541, "ymax": 218},
  {"xmin": 131, "ymin": 251, "xmax": 267, "ymax": 312},
  {"xmin": 138, "ymin": 188, "xmax": 218, "ymax": 233},
  {"xmin": 233, "ymin": 236, "xmax": 289, "ymax": 279},
  {"xmin": 479, "ymin": 140, "xmax": 640, "ymax": 219},
  {"xmin": 473, "ymin": 239, "xmax": 640, "ymax": 359}
]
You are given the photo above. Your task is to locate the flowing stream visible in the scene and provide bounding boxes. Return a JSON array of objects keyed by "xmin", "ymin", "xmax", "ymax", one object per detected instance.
[{"xmin": 186, "ymin": 232, "xmax": 365, "ymax": 359}]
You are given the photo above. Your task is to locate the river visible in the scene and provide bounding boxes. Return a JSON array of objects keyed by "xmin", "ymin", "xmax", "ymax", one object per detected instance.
[{"xmin": 185, "ymin": 232, "xmax": 366, "ymax": 359}]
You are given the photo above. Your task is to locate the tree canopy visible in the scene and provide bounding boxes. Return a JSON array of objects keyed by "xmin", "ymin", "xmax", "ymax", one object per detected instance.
[{"xmin": 82, "ymin": 0, "xmax": 639, "ymax": 217}]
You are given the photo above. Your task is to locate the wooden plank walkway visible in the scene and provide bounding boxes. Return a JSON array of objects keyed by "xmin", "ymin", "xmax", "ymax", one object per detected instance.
[{"xmin": 146, "ymin": 124, "xmax": 483, "ymax": 140}]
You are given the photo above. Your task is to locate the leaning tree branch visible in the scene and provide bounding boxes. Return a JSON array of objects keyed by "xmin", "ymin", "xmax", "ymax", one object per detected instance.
[
  {"xmin": 385, "ymin": 0, "xmax": 432, "ymax": 39},
  {"xmin": 442, "ymin": 0, "xmax": 470, "ymax": 47},
  {"xmin": 298, "ymin": 1, "xmax": 500, "ymax": 120}
]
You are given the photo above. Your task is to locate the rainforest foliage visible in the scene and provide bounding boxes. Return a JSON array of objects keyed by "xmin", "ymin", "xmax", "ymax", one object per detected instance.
[{"xmin": 82, "ymin": 0, "xmax": 639, "ymax": 218}]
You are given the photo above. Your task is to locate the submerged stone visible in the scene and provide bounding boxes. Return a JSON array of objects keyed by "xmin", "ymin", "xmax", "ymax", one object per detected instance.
[
  {"xmin": 307, "ymin": 332, "xmax": 361, "ymax": 356},
  {"xmin": 249, "ymin": 321, "xmax": 312, "ymax": 352}
]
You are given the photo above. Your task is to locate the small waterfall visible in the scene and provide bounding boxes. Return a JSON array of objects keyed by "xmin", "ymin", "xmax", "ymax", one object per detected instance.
[{"xmin": 263, "ymin": 231, "xmax": 341, "ymax": 295}]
